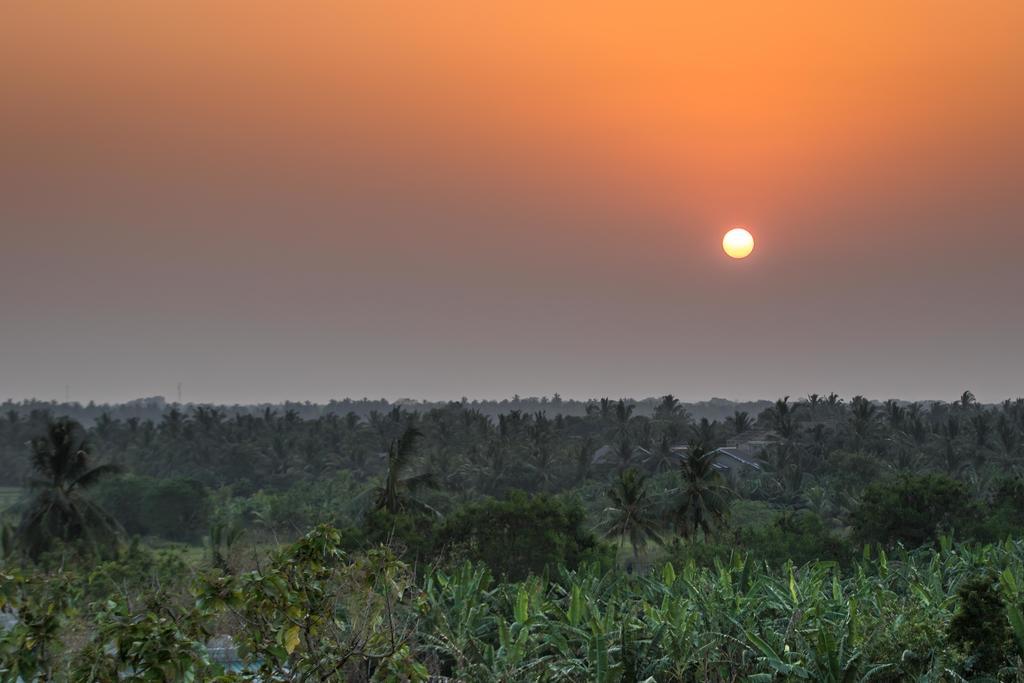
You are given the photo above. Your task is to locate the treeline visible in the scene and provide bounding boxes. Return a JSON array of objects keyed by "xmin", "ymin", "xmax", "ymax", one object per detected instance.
[
  {"xmin": 3, "ymin": 392, "xmax": 1022, "ymax": 493},
  {"xmin": 5, "ymin": 391, "xmax": 1024, "ymax": 680},
  {"xmin": 0, "ymin": 395, "xmax": 772, "ymax": 428},
  {"xmin": 3, "ymin": 390, "xmax": 1024, "ymax": 568}
]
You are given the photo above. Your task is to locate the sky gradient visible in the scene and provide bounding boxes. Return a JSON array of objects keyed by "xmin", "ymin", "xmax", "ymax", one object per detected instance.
[{"xmin": 2, "ymin": 2, "xmax": 1023, "ymax": 404}]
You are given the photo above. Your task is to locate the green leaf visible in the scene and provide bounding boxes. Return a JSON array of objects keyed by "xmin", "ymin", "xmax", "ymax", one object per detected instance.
[
  {"xmin": 1007, "ymin": 604, "xmax": 1024, "ymax": 656},
  {"xmin": 515, "ymin": 586, "xmax": 529, "ymax": 624},
  {"xmin": 282, "ymin": 625, "xmax": 300, "ymax": 655},
  {"xmin": 568, "ymin": 584, "xmax": 584, "ymax": 627},
  {"xmin": 662, "ymin": 562, "xmax": 676, "ymax": 586}
]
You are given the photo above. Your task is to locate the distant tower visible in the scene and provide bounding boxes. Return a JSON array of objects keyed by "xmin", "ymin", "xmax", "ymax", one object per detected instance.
[
  {"xmin": 65, "ymin": 384, "xmax": 70, "ymax": 402},
  {"xmin": 177, "ymin": 382, "xmax": 183, "ymax": 404}
]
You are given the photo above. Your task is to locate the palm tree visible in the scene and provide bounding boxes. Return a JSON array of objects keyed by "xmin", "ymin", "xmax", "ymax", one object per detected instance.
[
  {"xmin": 725, "ymin": 410, "xmax": 752, "ymax": 437},
  {"xmin": 673, "ymin": 444, "xmax": 728, "ymax": 539},
  {"xmin": 768, "ymin": 397, "xmax": 798, "ymax": 441},
  {"xmin": 825, "ymin": 393, "xmax": 844, "ymax": 415},
  {"xmin": 601, "ymin": 469, "xmax": 663, "ymax": 561},
  {"xmin": 996, "ymin": 413, "xmax": 1020, "ymax": 462},
  {"xmin": 939, "ymin": 416, "xmax": 965, "ymax": 475},
  {"xmin": 805, "ymin": 394, "xmax": 822, "ymax": 420},
  {"xmin": 612, "ymin": 439, "xmax": 638, "ymax": 472},
  {"xmin": 649, "ymin": 435, "xmax": 677, "ymax": 473},
  {"xmin": 654, "ymin": 394, "xmax": 683, "ymax": 421},
  {"xmin": 16, "ymin": 419, "xmax": 123, "ymax": 560},
  {"xmin": 611, "ymin": 400, "xmax": 635, "ymax": 441},
  {"xmin": 883, "ymin": 400, "xmax": 905, "ymax": 431},
  {"xmin": 572, "ymin": 437, "xmax": 595, "ymax": 483},
  {"xmin": 373, "ymin": 427, "xmax": 435, "ymax": 514},
  {"xmin": 958, "ymin": 390, "xmax": 977, "ymax": 412},
  {"xmin": 849, "ymin": 395, "xmax": 878, "ymax": 450},
  {"xmin": 689, "ymin": 418, "xmax": 718, "ymax": 449}
]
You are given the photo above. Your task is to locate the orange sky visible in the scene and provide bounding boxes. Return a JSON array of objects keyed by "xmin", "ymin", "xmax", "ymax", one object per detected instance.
[{"xmin": 2, "ymin": 2, "xmax": 1023, "ymax": 402}]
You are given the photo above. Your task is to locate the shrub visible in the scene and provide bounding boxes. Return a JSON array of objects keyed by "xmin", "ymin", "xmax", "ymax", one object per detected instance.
[
  {"xmin": 435, "ymin": 491, "xmax": 609, "ymax": 580},
  {"xmin": 853, "ymin": 474, "xmax": 976, "ymax": 547},
  {"xmin": 947, "ymin": 572, "xmax": 1012, "ymax": 676},
  {"xmin": 92, "ymin": 475, "xmax": 211, "ymax": 543}
]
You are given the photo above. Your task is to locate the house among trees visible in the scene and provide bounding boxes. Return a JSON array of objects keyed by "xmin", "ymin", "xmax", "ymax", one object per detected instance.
[
  {"xmin": 725, "ymin": 430, "xmax": 782, "ymax": 457},
  {"xmin": 590, "ymin": 441, "xmax": 766, "ymax": 475},
  {"xmin": 705, "ymin": 446, "xmax": 766, "ymax": 474},
  {"xmin": 591, "ymin": 443, "xmax": 652, "ymax": 468}
]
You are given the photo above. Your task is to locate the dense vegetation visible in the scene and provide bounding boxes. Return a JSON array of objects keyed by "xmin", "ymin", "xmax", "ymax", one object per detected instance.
[{"xmin": 3, "ymin": 391, "xmax": 1024, "ymax": 680}]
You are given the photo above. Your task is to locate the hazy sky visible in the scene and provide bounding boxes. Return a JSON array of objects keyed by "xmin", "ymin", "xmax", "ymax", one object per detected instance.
[{"xmin": 2, "ymin": 2, "xmax": 1023, "ymax": 404}]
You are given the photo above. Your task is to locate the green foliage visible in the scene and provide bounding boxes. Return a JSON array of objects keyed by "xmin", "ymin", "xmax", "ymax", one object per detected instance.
[
  {"xmin": 6, "ymin": 529, "xmax": 1024, "ymax": 681},
  {"xmin": 70, "ymin": 593, "xmax": 213, "ymax": 682},
  {"xmin": 7, "ymin": 396, "xmax": 1024, "ymax": 678},
  {"xmin": 361, "ymin": 507, "xmax": 436, "ymax": 562},
  {"xmin": 853, "ymin": 474, "xmax": 976, "ymax": 548},
  {"xmin": 93, "ymin": 475, "xmax": 211, "ymax": 543},
  {"xmin": 601, "ymin": 468, "xmax": 663, "ymax": 560},
  {"xmin": 194, "ymin": 524, "xmax": 426, "ymax": 681},
  {"xmin": 437, "ymin": 492, "xmax": 609, "ymax": 580},
  {"xmin": 15, "ymin": 419, "xmax": 122, "ymax": 561},
  {"xmin": 668, "ymin": 503, "xmax": 847, "ymax": 570},
  {"xmin": 673, "ymin": 444, "xmax": 729, "ymax": 538},
  {"xmin": 242, "ymin": 470, "xmax": 366, "ymax": 535},
  {"xmin": 419, "ymin": 540, "xmax": 1024, "ymax": 681},
  {"xmin": 947, "ymin": 572, "xmax": 1012, "ymax": 676},
  {"xmin": 0, "ymin": 567, "xmax": 81, "ymax": 681}
]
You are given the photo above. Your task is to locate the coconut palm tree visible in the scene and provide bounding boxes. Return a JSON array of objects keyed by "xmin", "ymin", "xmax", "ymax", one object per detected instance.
[
  {"xmin": 939, "ymin": 416, "xmax": 966, "ymax": 475},
  {"xmin": 849, "ymin": 395, "xmax": 878, "ymax": 450},
  {"xmin": 768, "ymin": 397, "xmax": 798, "ymax": 441},
  {"xmin": 725, "ymin": 410, "xmax": 752, "ymax": 437},
  {"xmin": 805, "ymin": 394, "xmax": 822, "ymax": 420},
  {"xmin": 373, "ymin": 427, "xmax": 435, "ymax": 514},
  {"xmin": 654, "ymin": 394, "xmax": 683, "ymax": 420},
  {"xmin": 648, "ymin": 435, "xmax": 678, "ymax": 473},
  {"xmin": 611, "ymin": 400, "xmax": 635, "ymax": 441},
  {"xmin": 673, "ymin": 444, "xmax": 728, "ymax": 539},
  {"xmin": 689, "ymin": 418, "xmax": 719, "ymax": 449},
  {"xmin": 16, "ymin": 419, "xmax": 123, "ymax": 560},
  {"xmin": 602, "ymin": 468, "xmax": 663, "ymax": 561},
  {"xmin": 996, "ymin": 413, "xmax": 1020, "ymax": 462}
]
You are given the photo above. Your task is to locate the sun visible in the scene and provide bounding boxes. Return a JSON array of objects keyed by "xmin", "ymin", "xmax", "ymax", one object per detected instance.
[{"xmin": 722, "ymin": 227, "xmax": 754, "ymax": 259}]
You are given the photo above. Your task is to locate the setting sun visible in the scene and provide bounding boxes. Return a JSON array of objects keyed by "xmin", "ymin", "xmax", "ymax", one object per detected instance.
[{"xmin": 723, "ymin": 228, "xmax": 754, "ymax": 259}]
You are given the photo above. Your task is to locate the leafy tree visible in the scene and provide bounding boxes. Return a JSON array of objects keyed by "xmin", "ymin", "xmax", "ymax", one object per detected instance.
[
  {"xmin": 849, "ymin": 395, "xmax": 878, "ymax": 450},
  {"xmin": 852, "ymin": 474, "xmax": 976, "ymax": 547},
  {"xmin": 725, "ymin": 410, "xmax": 752, "ymax": 436},
  {"xmin": 654, "ymin": 394, "xmax": 686, "ymax": 421},
  {"xmin": 673, "ymin": 445, "xmax": 728, "ymax": 539},
  {"xmin": 947, "ymin": 572, "xmax": 1011, "ymax": 676},
  {"xmin": 16, "ymin": 419, "xmax": 122, "ymax": 560},
  {"xmin": 374, "ymin": 427, "xmax": 434, "ymax": 514},
  {"xmin": 601, "ymin": 469, "xmax": 663, "ymax": 561},
  {"xmin": 93, "ymin": 476, "xmax": 211, "ymax": 542},
  {"xmin": 437, "ymin": 492, "xmax": 604, "ymax": 580},
  {"xmin": 689, "ymin": 418, "xmax": 719, "ymax": 449},
  {"xmin": 767, "ymin": 396, "xmax": 798, "ymax": 441}
]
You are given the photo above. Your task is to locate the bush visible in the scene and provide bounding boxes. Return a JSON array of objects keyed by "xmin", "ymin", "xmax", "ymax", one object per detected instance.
[
  {"xmin": 947, "ymin": 572, "xmax": 1012, "ymax": 676},
  {"xmin": 852, "ymin": 474, "xmax": 976, "ymax": 547},
  {"xmin": 978, "ymin": 477, "xmax": 1024, "ymax": 541},
  {"xmin": 92, "ymin": 475, "xmax": 211, "ymax": 543},
  {"xmin": 435, "ymin": 491, "xmax": 609, "ymax": 580},
  {"xmin": 361, "ymin": 508, "xmax": 437, "ymax": 561},
  {"xmin": 240, "ymin": 471, "xmax": 366, "ymax": 535},
  {"xmin": 740, "ymin": 510, "xmax": 851, "ymax": 567}
]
